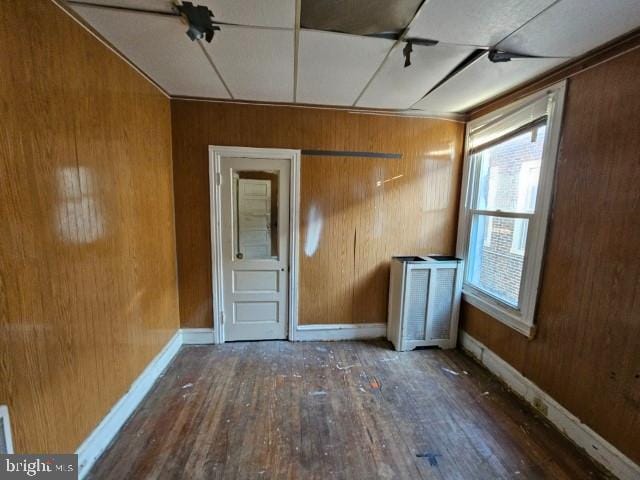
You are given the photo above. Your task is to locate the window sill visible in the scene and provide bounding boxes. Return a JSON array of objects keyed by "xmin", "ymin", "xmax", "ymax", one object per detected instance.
[{"xmin": 462, "ymin": 289, "xmax": 534, "ymax": 338}]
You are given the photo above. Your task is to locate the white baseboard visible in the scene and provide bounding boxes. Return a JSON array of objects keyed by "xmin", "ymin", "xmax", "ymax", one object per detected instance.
[
  {"xmin": 76, "ymin": 330, "xmax": 182, "ymax": 479},
  {"xmin": 181, "ymin": 328, "xmax": 215, "ymax": 344},
  {"xmin": 295, "ymin": 323, "xmax": 386, "ymax": 341},
  {"xmin": 459, "ymin": 331, "xmax": 640, "ymax": 480}
]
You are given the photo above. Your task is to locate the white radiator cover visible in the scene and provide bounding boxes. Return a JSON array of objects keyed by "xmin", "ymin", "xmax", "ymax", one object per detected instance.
[{"xmin": 387, "ymin": 256, "xmax": 463, "ymax": 351}]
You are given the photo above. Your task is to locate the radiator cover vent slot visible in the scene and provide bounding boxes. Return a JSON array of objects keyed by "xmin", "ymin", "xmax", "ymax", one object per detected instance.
[
  {"xmin": 429, "ymin": 268, "xmax": 455, "ymax": 340},
  {"xmin": 405, "ymin": 269, "xmax": 430, "ymax": 340}
]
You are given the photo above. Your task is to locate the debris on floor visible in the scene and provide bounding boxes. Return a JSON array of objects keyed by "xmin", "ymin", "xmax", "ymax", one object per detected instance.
[
  {"xmin": 441, "ymin": 367, "xmax": 460, "ymax": 376},
  {"xmin": 380, "ymin": 355, "xmax": 399, "ymax": 362},
  {"xmin": 369, "ymin": 377, "xmax": 382, "ymax": 390},
  {"xmin": 336, "ymin": 363, "xmax": 357, "ymax": 370},
  {"xmin": 310, "ymin": 390, "xmax": 327, "ymax": 396},
  {"xmin": 416, "ymin": 452, "xmax": 442, "ymax": 466},
  {"xmin": 181, "ymin": 383, "xmax": 194, "ymax": 389}
]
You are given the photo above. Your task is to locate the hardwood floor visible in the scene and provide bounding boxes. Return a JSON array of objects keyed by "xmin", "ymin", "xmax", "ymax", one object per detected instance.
[{"xmin": 88, "ymin": 341, "xmax": 609, "ymax": 479}]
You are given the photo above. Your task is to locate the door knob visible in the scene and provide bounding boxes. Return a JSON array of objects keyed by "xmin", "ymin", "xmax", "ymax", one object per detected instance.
[{"xmin": 236, "ymin": 252, "xmax": 244, "ymax": 259}]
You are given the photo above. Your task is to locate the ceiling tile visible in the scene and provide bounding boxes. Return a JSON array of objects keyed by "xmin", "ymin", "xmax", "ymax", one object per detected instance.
[
  {"xmin": 408, "ymin": 0, "xmax": 555, "ymax": 47},
  {"xmin": 413, "ymin": 52, "xmax": 566, "ymax": 113},
  {"xmin": 201, "ymin": 0, "xmax": 296, "ymax": 28},
  {"xmin": 72, "ymin": 5, "xmax": 230, "ymax": 98},
  {"xmin": 203, "ymin": 26, "xmax": 294, "ymax": 102},
  {"xmin": 69, "ymin": 0, "xmax": 174, "ymax": 13},
  {"xmin": 297, "ymin": 30, "xmax": 394, "ymax": 106},
  {"xmin": 357, "ymin": 44, "xmax": 474, "ymax": 109},
  {"xmin": 499, "ymin": 0, "xmax": 640, "ymax": 57},
  {"xmin": 300, "ymin": 0, "xmax": 422, "ymax": 35}
]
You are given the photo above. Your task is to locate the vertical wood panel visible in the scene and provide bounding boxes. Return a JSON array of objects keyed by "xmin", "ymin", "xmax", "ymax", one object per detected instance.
[
  {"xmin": 172, "ymin": 103, "xmax": 465, "ymax": 327},
  {"xmin": 0, "ymin": 1, "xmax": 179, "ymax": 453},
  {"xmin": 461, "ymin": 47, "xmax": 640, "ymax": 464}
]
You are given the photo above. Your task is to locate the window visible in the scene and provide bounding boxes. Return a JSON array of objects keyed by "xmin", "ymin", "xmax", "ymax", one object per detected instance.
[{"xmin": 457, "ymin": 84, "xmax": 566, "ymax": 336}]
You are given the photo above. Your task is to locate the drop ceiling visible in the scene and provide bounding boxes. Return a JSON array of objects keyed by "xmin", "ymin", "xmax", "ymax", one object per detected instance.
[{"xmin": 68, "ymin": 0, "xmax": 640, "ymax": 115}]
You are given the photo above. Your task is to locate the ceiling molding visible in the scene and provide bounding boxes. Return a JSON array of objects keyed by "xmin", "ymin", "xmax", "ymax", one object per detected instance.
[{"xmin": 170, "ymin": 95, "xmax": 468, "ymax": 122}]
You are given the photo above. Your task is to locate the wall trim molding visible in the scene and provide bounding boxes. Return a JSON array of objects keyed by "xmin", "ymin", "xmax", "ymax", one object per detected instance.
[
  {"xmin": 459, "ymin": 331, "xmax": 640, "ymax": 480},
  {"xmin": 181, "ymin": 328, "xmax": 216, "ymax": 344},
  {"xmin": 76, "ymin": 331, "xmax": 182, "ymax": 479},
  {"xmin": 295, "ymin": 323, "xmax": 387, "ymax": 341}
]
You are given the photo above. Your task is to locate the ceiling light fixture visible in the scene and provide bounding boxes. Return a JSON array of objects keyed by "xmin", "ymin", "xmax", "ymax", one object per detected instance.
[
  {"xmin": 400, "ymin": 38, "xmax": 438, "ymax": 68},
  {"xmin": 175, "ymin": 1, "xmax": 220, "ymax": 42},
  {"xmin": 403, "ymin": 40, "xmax": 413, "ymax": 67}
]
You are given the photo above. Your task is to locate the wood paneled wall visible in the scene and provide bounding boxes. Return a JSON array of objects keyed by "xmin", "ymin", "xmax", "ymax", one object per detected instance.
[
  {"xmin": 461, "ymin": 46, "xmax": 640, "ymax": 463},
  {"xmin": 172, "ymin": 102, "xmax": 465, "ymax": 327},
  {"xmin": 0, "ymin": 1, "xmax": 179, "ymax": 453}
]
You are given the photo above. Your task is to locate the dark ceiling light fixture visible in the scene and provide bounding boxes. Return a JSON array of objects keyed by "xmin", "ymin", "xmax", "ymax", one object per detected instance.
[
  {"xmin": 400, "ymin": 37, "xmax": 438, "ymax": 68},
  {"xmin": 67, "ymin": 1, "xmax": 226, "ymax": 42},
  {"xmin": 403, "ymin": 40, "xmax": 413, "ymax": 67},
  {"xmin": 175, "ymin": 1, "xmax": 220, "ymax": 42},
  {"xmin": 414, "ymin": 46, "xmax": 566, "ymax": 106}
]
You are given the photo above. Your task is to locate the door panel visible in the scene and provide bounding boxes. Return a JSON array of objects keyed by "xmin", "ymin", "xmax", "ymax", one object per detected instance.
[
  {"xmin": 233, "ymin": 270, "xmax": 279, "ymax": 292},
  {"xmin": 221, "ymin": 157, "xmax": 290, "ymax": 341}
]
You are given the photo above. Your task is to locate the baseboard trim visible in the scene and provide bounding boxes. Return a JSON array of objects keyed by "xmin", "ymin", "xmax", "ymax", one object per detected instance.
[
  {"xmin": 295, "ymin": 323, "xmax": 386, "ymax": 341},
  {"xmin": 459, "ymin": 331, "xmax": 640, "ymax": 480},
  {"xmin": 76, "ymin": 330, "xmax": 182, "ymax": 479},
  {"xmin": 181, "ymin": 328, "xmax": 215, "ymax": 344}
]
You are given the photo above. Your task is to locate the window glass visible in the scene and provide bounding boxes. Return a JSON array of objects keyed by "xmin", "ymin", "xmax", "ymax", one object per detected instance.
[
  {"xmin": 467, "ymin": 214, "xmax": 527, "ymax": 308},
  {"xmin": 233, "ymin": 170, "xmax": 279, "ymax": 260},
  {"xmin": 475, "ymin": 126, "xmax": 546, "ymax": 213}
]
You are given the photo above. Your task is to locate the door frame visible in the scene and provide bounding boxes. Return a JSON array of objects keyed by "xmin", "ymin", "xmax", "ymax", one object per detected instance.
[{"xmin": 208, "ymin": 146, "xmax": 301, "ymax": 343}]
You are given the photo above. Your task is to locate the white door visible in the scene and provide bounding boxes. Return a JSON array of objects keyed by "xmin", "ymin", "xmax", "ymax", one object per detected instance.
[{"xmin": 221, "ymin": 157, "xmax": 290, "ymax": 341}]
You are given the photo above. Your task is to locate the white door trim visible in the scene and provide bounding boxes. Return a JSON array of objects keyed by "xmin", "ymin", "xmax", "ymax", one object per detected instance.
[{"xmin": 209, "ymin": 146, "xmax": 301, "ymax": 343}]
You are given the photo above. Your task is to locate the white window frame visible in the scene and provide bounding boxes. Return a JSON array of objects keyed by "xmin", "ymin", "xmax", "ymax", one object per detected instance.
[
  {"xmin": 510, "ymin": 218, "xmax": 528, "ymax": 255},
  {"xmin": 510, "ymin": 161, "xmax": 540, "ymax": 255},
  {"xmin": 456, "ymin": 82, "xmax": 566, "ymax": 337}
]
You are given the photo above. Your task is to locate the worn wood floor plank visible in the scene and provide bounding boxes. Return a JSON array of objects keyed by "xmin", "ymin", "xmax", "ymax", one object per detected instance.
[{"xmin": 87, "ymin": 341, "xmax": 610, "ymax": 479}]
